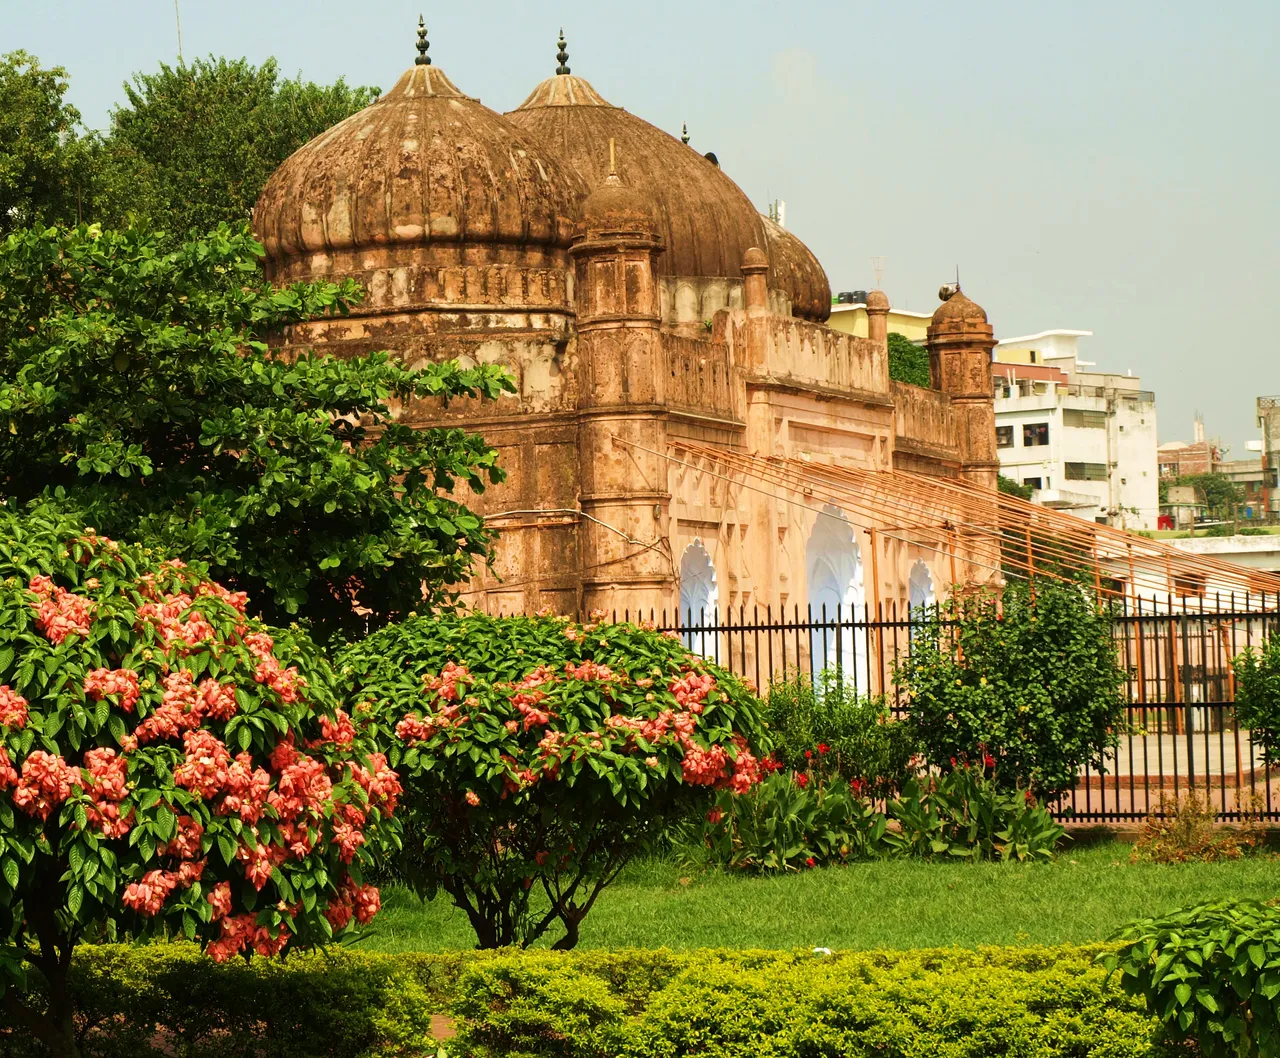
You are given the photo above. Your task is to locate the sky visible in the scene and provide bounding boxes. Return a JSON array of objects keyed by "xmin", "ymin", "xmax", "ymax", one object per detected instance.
[{"xmin": 8, "ymin": 0, "xmax": 1278, "ymax": 454}]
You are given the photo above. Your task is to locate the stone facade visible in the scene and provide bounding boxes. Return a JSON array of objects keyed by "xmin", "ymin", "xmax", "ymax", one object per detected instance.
[{"xmin": 253, "ymin": 42, "xmax": 1000, "ymax": 621}]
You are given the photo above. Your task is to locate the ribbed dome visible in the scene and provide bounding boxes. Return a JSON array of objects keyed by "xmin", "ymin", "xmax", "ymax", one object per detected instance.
[
  {"xmin": 254, "ymin": 64, "xmax": 583, "ymax": 263},
  {"xmin": 507, "ymin": 74, "xmax": 830, "ymax": 321},
  {"xmin": 932, "ymin": 291, "xmax": 988, "ymax": 324}
]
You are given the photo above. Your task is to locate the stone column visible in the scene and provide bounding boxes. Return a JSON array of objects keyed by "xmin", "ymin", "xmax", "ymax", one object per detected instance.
[
  {"xmin": 570, "ymin": 171, "xmax": 673, "ymax": 615},
  {"xmin": 926, "ymin": 291, "xmax": 999, "ymax": 492}
]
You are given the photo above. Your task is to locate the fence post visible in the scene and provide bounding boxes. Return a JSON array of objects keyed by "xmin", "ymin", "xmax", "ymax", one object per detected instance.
[{"xmin": 1181, "ymin": 612, "xmax": 1195, "ymax": 790}]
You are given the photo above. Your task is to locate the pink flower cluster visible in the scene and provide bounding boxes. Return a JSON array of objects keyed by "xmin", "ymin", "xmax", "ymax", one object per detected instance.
[
  {"xmin": 82, "ymin": 747, "xmax": 132, "ymax": 838},
  {"xmin": 670, "ymin": 670, "xmax": 715, "ymax": 713},
  {"xmin": 207, "ymin": 912, "xmax": 289, "ymax": 962},
  {"xmin": 13, "ymin": 750, "xmax": 79, "ymax": 820},
  {"xmin": 135, "ymin": 670, "xmax": 238, "ymax": 743},
  {"xmin": 246, "ymin": 632, "xmax": 303, "ymax": 704},
  {"xmin": 196, "ymin": 580, "xmax": 249, "ymax": 614},
  {"xmin": 322, "ymin": 877, "xmax": 381, "ymax": 931},
  {"xmin": 349, "ymin": 752, "xmax": 402, "ymax": 814},
  {"xmin": 29, "ymin": 576, "xmax": 94, "ymax": 644},
  {"xmin": 0, "ymin": 747, "xmax": 18, "ymax": 789},
  {"xmin": 563, "ymin": 660, "xmax": 621, "ymax": 683},
  {"xmin": 423, "ymin": 661, "xmax": 471, "ymax": 703},
  {"xmin": 0, "ymin": 686, "xmax": 29, "ymax": 729},
  {"xmin": 84, "ymin": 668, "xmax": 141, "ymax": 713},
  {"xmin": 137, "ymin": 591, "xmax": 215, "ymax": 649},
  {"xmin": 317, "ymin": 709, "xmax": 355, "ymax": 745}
]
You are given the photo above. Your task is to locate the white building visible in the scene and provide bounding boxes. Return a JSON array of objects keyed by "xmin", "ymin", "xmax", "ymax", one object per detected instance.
[{"xmin": 993, "ymin": 330, "xmax": 1159, "ymax": 531}]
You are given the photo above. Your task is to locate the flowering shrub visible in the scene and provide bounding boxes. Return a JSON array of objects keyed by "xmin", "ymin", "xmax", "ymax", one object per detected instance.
[
  {"xmin": 895, "ymin": 579, "xmax": 1127, "ymax": 799},
  {"xmin": 338, "ymin": 613, "xmax": 767, "ymax": 949},
  {"xmin": 762, "ymin": 670, "xmax": 919, "ymax": 799},
  {"xmin": 0, "ymin": 506, "xmax": 400, "ymax": 1058}
]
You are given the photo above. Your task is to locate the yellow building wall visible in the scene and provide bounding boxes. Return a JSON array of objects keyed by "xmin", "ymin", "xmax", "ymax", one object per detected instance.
[{"xmin": 827, "ymin": 307, "xmax": 930, "ymax": 343}]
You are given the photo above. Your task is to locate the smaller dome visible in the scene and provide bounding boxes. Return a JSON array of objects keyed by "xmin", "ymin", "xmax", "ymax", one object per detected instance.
[
  {"xmin": 579, "ymin": 173, "xmax": 659, "ymax": 241},
  {"xmin": 932, "ymin": 290, "xmax": 987, "ymax": 324},
  {"xmin": 741, "ymin": 247, "xmax": 768, "ymax": 271},
  {"xmin": 865, "ymin": 289, "xmax": 890, "ymax": 311}
]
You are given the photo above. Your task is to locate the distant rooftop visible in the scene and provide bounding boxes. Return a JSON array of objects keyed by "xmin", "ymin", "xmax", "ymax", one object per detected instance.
[{"xmin": 996, "ymin": 329, "xmax": 1093, "ymax": 345}]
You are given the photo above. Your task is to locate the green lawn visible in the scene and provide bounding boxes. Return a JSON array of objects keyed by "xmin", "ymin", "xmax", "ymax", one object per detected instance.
[{"xmin": 362, "ymin": 841, "xmax": 1278, "ymax": 953}]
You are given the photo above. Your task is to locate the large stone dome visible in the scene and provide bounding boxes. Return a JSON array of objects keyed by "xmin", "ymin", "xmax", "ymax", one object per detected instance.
[
  {"xmin": 506, "ymin": 74, "xmax": 830, "ymax": 322},
  {"xmin": 253, "ymin": 63, "xmax": 583, "ymax": 271}
]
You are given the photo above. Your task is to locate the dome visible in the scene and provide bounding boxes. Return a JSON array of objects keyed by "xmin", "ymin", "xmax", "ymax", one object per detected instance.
[
  {"xmin": 253, "ymin": 63, "xmax": 583, "ymax": 266},
  {"xmin": 506, "ymin": 73, "xmax": 830, "ymax": 321},
  {"xmin": 864, "ymin": 289, "xmax": 890, "ymax": 311},
  {"xmin": 579, "ymin": 172, "xmax": 659, "ymax": 240},
  {"xmin": 932, "ymin": 290, "xmax": 988, "ymax": 324}
]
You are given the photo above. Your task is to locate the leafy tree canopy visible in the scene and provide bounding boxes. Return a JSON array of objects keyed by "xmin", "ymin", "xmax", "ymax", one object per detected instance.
[
  {"xmin": 1168, "ymin": 472, "xmax": 1243, "ymax": 518},
  {"xmin": 0, "ymin": 224, "xmax": 513, "ymax": 641},
  {"xmin": 0, "ymin": 51, "xmax": 95, "ymax": 235},
  {"xmin": 98, "ymin": 56, "xmax": 378, "ymax": 234},
  {"xmin": 887, "ymin": 332, "xmax": 930, "ymax": 388},
  {"xmin": 998, "ymin": 475, "xmax": 1034, "ymax": 501}
]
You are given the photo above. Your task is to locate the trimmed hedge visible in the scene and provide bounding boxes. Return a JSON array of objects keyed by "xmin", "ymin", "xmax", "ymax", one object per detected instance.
[{"xmin": 4, "ymin": 944, "xmax": 1185, "ymax": 1058}]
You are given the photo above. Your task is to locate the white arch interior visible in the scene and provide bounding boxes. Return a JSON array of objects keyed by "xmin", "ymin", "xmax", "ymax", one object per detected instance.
[
  {"xmin": 805, "ymin": 505, "xmax": 868, "ymax": 692},
  {"xmin": 678, "ymin": 538, "xmax": 718, "ymax": 659},
  {"xmin": 909, "ymin": 559, "xmax": 937, "ymax": 612}
]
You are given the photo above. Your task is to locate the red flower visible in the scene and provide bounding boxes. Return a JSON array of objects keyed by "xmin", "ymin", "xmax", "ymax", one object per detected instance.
[
  {"xmin": 804, "ymin": 857, "xmax": 816, "ymax": 868},
  {"xmin": 983, "ymin": 753, "xmax": 996, "ymax": 770},
  {"xmin": 794, "ymin": 773, "xmax": 809, "ymax": 789},
  {"xmin": 1024, "ymin": 789, "xmax": 1036, "ymax": 806},
  {"xmin": 804, "ymin": 750, "xmax": 812, "ymax": 760},
  {"xmin": 817, "ymin": 743, "xmax": 829, "ymax": 755}
]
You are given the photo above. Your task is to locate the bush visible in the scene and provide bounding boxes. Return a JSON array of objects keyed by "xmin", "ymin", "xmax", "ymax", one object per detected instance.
[
  {"xmin": 895, "ymin": 579, "xmax": 1128, "ymax": 799},
  {"xmin": 338, "ymin": 614, "xmax": 768, "ymax": 949},
  {"xmin": 3, "ymin": 943, "xmax": 1177, "ymax": 1058},
  {"xmin": 762, "ymin": 671, "xmax": 917, "ymax": 798},
  {"xmin": 1130, "ymin": 792, "xmax": 1267, "ymax": 864},
  {"xmin": 1234, "ymin": 634, "xmax": 1280, "ymax": 761},
  {"xmin": 0, "ymin": 506, "xmax": 400, "ymax": 1058},
  {"xmin": 1104, "ymin": 899, "xmax": 1280, "ymax": 1057},
  {"xmin": 885, "ymin": 766, "xmax": 1064, "ymax": 863}
]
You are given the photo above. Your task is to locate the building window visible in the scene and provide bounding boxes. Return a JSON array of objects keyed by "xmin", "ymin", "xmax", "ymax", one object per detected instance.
[
  {"xmin": 1023, "ymin": 422, "xmax": 1050, "ymax": 447},
  {"xmin": 1024, "ymin": 477, "xmax": 1043, "ymax": 490},
  {"xmin": 1174, "ymin": 573, "xmax": 1206, "ymax": 599},
  {"xmin": 1063, "ymin": 409, "xmax": 1107, "ymax": 429},
  {"xmin": 1065, "ymin": 462, "xmax": 1108, "ymax": 482},
  {"xmin": 995, "ymin": 425, "xmax": 1014, "ymax": 449}
]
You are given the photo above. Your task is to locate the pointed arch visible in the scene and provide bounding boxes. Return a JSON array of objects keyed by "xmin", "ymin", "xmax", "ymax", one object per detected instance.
[
  {"xmin": 909, "ymin": 559, "xmax": 936, "ymax": 613},
  {"xmin": 678, "ymin": 538, "xmax": 718, "ymax": 659},
  {"xmin": 805, "ymin": 505, "xmax": 868, "ymax": 691}
]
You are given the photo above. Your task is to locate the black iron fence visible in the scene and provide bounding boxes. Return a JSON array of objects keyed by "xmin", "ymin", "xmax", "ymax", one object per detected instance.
[{"xmin": 602, "ymin": 595, "xmax": 1280, "ymax": 823}]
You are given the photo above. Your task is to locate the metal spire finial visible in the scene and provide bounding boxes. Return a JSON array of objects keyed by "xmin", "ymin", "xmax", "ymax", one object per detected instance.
[
  {"xmin": 555, "ymin": 28, "xmax": 570, "ymax": 75},
  {"xmin": 608, "ymin": 137, "xmax": 617, "ymax": 178},
  {"xmin": 415, "ymin": 15, "xmax": 431, "ymax": 66},
  {"xmin": 681, "ymin": 122, "xmax": 690, "ymax": 145}
]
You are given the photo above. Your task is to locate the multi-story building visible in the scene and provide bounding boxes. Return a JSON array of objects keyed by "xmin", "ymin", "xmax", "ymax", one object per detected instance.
[
  {"xmin": 1157, "ymin": 418, "xmax": 1223, "ymax": 480},
  {"xmin": 992, "ymin": 330, "xmax": 1159, "ymax": 530},
  {"xmin": 826, "ymin": 294, "xmax": 933, "ymax": 343},
  {"xmin": 1257, "ymin": 397, "xmax": 1280, "ymax": 516}
]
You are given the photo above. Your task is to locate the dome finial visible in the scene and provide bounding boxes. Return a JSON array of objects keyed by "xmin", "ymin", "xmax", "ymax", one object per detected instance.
[
  {"xmin": 415, "ymin": 15, "xmax": 431, "ymax": 66},
  {"xmin": 681, "ymin": 122, "xmax": 690, "ymax": 145},
  {"xmin": 555, "ymin": 28, "xmax": 570, "ymax": 75},
  {"xmin": 608, "ymin": 137, "xmax": 618, "ymax": 179}
]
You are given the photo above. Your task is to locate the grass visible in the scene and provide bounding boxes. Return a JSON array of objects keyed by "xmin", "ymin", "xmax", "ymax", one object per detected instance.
[{"xmin": 361, "ymin": 841, "xmax": 1278, "ymax": 953}]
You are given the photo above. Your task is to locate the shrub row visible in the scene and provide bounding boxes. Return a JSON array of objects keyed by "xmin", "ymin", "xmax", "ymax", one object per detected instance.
[{"xmin": 2, "ymin": 942, "xmax": 1185, "ymax": 1058}]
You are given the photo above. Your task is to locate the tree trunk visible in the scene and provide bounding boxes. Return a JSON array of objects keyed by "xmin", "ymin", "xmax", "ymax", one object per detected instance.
[{"xmin": 4, "ymin": 975, "xmax": 80, "ymax": 1058}]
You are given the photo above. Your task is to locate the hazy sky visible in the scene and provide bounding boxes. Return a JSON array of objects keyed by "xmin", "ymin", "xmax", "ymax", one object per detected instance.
[{"xmin": 9, "ymin": 0, "xmax": 1278, "ymax": 453}]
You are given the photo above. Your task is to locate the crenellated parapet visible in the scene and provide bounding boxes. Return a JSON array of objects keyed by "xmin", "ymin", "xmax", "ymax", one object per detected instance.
[{"xmin": 890, "ymin": 381, "xmax": 961, "ymax": 471}]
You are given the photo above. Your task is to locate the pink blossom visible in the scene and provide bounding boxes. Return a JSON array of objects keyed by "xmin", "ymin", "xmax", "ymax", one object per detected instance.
[
  {"xmin": 220, "ymin": 753, "xmax": 271, "ymax": 824},
  {"xmin": 198, "ymin": 679, "xmax": 238, "ymax": 721},
  {"xmin": 464, "ymin": 790, "xmax": 481, "ymax": 807},
  {"xmin": 83, "ymin": 668, "xmax": 140, "ymax": 713},
  {"xmin": 349, "ymin": 753, "xmax": 401, "ymax": 814},
  {"xmin": 395, "ymin": 714, "xmax": 436, "ymax": 744},
  {"xmin": 318, "ymin": 709, "xmax": 355, "ymax": 745},
  {"xmin": 422, "ymin": 660, "xmax": 470, "ymax": 703},
  {"xmin": 196, "ymin": 580, "xmax": 249, "ymax": 614},
  {"xmin": 679, "ymin": 743, "xmax": 729, "ymax": 787},
  {"xmin": 254, "ymin": 656, "xmax": 303, "ymax": 703},
  {"xmin": 174, "ymin": 730, "xmax": 232, "ymax": 799},
  {"xmin": 207, "ymin": 881, "xmax": 233, "ymax": 922},
  {"xmin": 159, "ymin": 813, "xmax": 204, "ymax": 860},
  {"xmin": 0, "ymin": 747, "xmax": 16, "ymax": 789},
  {"xmin": 333, "ymin": 821, "xmax": 365, "ymax": 863},
  {"xmin": 0, "ymin": 686, "xmax": 29, "ymax": 729},
  {"xmin": 13, "ymin": 750, "xmax": 79, "ymax": 820},
  {"xmin": 267, "ymin": 755, "xmax": 331, "ymax": 822},
  {"xmin": 237, "ymin": 840, "xmax": 287, "ymax": 890},
  {"xmin": 353, "ymin": 884, "xmax": 380, "ymax": 925},
  {"xmin": 122, "ymin": 869, "xmax": 177, "ymax": 916},
  {"xmin": 30, "ymin": 580, "xmax": 94, "ymax": 644}
]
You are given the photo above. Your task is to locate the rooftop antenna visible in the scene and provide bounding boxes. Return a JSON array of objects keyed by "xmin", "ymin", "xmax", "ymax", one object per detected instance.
[
  {"xmin": 871, "ymin": 256, "xmax": 886, "ymax": 288},
  {"xmin": 681, "ymin": 122, "xmax": 690, "ymax": 145},
  {"xmin": 174, "ymin": 0, "xmax": 184, "ymax": 62},
  {"xmin": 555, "ymin": 28, "xmax": 570, "ymax": 75},
  {"xmin": 415, "ymin": 15, "xmax": 431, "ymax": 66}
]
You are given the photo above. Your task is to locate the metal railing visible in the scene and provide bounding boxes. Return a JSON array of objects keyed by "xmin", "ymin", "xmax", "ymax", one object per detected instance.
[{"xmin": 601, "ymin": 595, "xmax": 1280, "ymax": 823}]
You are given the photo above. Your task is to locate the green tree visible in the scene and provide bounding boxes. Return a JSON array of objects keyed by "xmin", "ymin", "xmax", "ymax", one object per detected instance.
[
  {"xmin": 98, "ymin": 56, "xmax": 378, "ymax": 234},
  {"xmin": 887, "ymin": 332, "xmax": 931, "ymax": 388},
  {"xmin": 0, "ymin": 51, "xmax": 96, "ymax": 234},
  {"xmin": 0, "ymin": 224, "xmax": 512, "ymax": 641},
  {"xmin": 1170, "ymin": 472, "xmax": 1243, "ymax": 520},
  {"xmin": 894, "ymin": 579, "xmax": 1127, "ymax": 799},
  {"xmin": 998, "ymin": 475, "xmax": 1034, "ymax": 500}
]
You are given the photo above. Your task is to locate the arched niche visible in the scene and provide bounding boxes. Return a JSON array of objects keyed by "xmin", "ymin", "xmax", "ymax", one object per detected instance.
[
  {"xmin": 908, "ymin": 559, "xmax": 937, "ymax": 613},
  {"xmin": 678, "ymin": 538, "xmax": 718, "ymax": 659},
  {"xmin": 804, "ymin": 506, "xmax": 868, "ymax": 691}
]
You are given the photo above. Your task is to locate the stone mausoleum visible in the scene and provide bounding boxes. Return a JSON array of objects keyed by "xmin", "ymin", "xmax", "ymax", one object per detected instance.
[{"xmin": 252, "ymin": 25, "xmax": 1000, "ymax": 629}]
